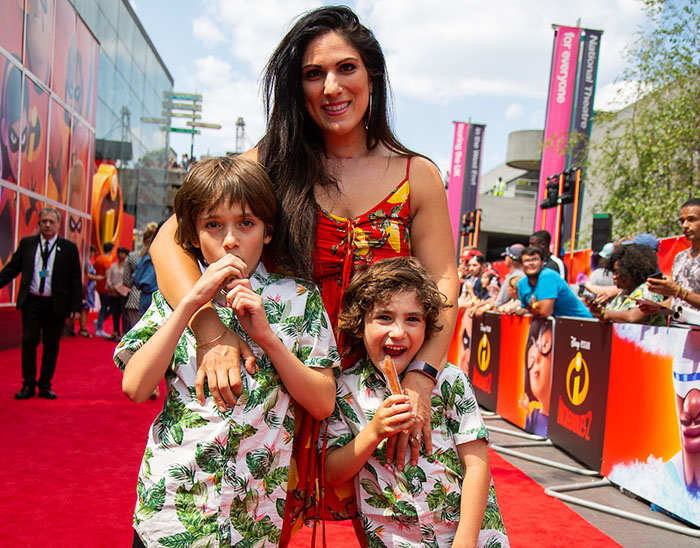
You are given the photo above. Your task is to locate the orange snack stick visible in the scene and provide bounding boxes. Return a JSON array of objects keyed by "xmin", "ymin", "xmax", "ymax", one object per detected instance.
[{"xmin": 379, "ymin": 355, "xmax": 403, "ymax": 395}]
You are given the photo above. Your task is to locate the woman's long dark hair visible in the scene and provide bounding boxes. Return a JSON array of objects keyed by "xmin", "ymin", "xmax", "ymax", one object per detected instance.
[{"xmin": 259, "ymin": 5, "xmax": 416, "ymax": 278}]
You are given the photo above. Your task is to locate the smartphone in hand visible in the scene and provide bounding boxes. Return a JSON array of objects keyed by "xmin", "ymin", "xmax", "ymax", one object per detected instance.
[{"xmin": 647, "ymin": 270, "xmax": 664, "ymax": 280}]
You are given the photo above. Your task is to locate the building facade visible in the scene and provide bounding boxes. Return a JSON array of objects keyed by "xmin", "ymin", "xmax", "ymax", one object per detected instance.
[{"xmin": 0, "ymin": 0, "xmax": 173, "ymax": 347}]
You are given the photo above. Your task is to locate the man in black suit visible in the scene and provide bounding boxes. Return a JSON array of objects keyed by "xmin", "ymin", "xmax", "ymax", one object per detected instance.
[{"xmin": 0, "ymin": 208, "xmax": 82, "ymax": 399}]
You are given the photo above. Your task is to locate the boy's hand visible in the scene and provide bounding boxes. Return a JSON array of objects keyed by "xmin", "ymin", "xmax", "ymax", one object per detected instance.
[
  {"xmin": 185, "ymin": 255, "xmax": 244, "ymax": 310},
  {"xmin": 225, "ymin": 279, "xmax": 274, "ymax": 346},
  {"xmin": 369, "ymin": 394, "xmax": 415, "ymax": 442}
]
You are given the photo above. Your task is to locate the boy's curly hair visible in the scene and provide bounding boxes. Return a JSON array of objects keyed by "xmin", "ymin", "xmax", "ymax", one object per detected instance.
[{"xmin": 338, "ymin": 257, "xmax": 450, "ymax": 348}]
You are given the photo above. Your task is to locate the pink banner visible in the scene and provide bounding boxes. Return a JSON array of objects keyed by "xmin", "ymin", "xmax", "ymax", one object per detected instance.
[
  {"xmin": 448, "ymin": 121, "xmax": 469, "ymax": 252},
  {"xmin": 534, "ymin": 26, "xmax": 581, "ymax": 239}
]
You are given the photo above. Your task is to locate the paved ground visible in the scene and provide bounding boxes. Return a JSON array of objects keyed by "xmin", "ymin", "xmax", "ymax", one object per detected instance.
[{"xmin": 485, "ymin": 415, "xmax": 700, "ymax": 548}]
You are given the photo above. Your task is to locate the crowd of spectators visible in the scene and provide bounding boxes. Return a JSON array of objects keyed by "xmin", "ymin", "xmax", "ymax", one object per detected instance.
[{"xmin": 457, "ymin": 197, "xmax": 700, "ymax": 328}]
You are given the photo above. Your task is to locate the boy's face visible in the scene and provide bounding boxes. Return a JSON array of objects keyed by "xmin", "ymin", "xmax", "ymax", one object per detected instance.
[
  {"xmin": 362, "ymin": 290, "xmax": 427, "ymax": 376},
  {"xmin": 193, "ymin": 201, "xmax": 271, "ymax": 276}
]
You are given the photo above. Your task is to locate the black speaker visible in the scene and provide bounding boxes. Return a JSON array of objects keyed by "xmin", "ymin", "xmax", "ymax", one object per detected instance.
[{"xmin": 592, "ymin": 214, "xmax": 612, "ymax": 252}]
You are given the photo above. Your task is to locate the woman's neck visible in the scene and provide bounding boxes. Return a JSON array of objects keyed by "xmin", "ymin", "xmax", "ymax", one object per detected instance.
[{"xmin": 322, "ymin": 125, "xmax": 369, "ymax": 160}]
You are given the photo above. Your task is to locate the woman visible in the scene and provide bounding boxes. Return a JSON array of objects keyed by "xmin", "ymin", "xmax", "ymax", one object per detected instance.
[
  {"xmin": 594, "ymin": 243, "xmax": 665, "ymax": 326},
  {"xmin": 123, "ymin": 222, "xmax": 159, "ymax": 332},
  {"xmin": 151, "ymin": 6, "xmax": 459, "ymax": 542}
]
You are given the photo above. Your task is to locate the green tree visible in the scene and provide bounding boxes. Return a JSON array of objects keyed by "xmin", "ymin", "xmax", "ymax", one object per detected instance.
[{"xmin": 591, "ymin": 0, "xmax": 700, "ymax": 239}]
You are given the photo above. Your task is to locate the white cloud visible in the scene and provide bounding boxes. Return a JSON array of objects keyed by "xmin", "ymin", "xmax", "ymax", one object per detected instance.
[
  {"xmin": 199, "ymin": 0, "xmax": 319, "ymax": 74},
  {"xmin": 193, "ymin": 16, "xmax": 227, "ymax": 48},
  {"xmin": 352, "ymin": 0, "xmax": 646, "ymax": 104},
  {"xmin": 505, "ymin": 102, "xmax": 524, "ymax": 122},
  {"xmin": 176, "ymin": 55, "xmax": 265, "ymax": 156}
]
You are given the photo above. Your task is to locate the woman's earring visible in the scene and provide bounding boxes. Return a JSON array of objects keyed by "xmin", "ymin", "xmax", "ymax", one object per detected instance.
[{"xmin": 364, "ymin": 93, "xmax": 373, "ymax": 131}]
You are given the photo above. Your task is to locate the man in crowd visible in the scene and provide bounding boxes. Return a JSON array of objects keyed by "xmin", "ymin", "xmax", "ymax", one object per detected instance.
[
  {"xmin": 530, "ymin": 230, "xmax": 568, "ymax": 280},
  {"xmin": 493, "ymin": 244, "xmax": 525, "ymax": 309},
  {"xmin": 516, "ymin": 246, "xmax": 592, "ymax": 318},
  {"xmin": 647, "ymin": 198, "xmax": 700, "ymax": 313},
  {"xmin": 0, "ymin": 208, "xmax": 81, "ymax": 399}
]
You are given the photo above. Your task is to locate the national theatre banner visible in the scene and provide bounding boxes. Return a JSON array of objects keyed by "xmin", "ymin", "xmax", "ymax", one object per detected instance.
[{"xmin": 562, "ymin": 28, "xmax": 603, "ymax": 246}]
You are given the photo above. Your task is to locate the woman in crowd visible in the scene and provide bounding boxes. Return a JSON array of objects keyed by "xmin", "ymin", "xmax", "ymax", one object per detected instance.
[
  {"xmin": 593, "ymin": 243, "xmax": 666, "ymax": 326},
  {"xmin": 150, "ymin": 5, "xmax": 459, "ymax": 542},
  {"xmin": 122, "ymin": 222, "xmax": 159, "ymax": 332}
]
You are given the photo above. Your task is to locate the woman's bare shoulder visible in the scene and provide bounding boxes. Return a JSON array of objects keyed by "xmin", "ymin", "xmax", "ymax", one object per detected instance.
[
  {"xmin": 241, "ymin": 147, "xmax": 259, "ymax": 162},
  {"xmin": 407, "ymin": 155, "xmax": 444, "ymax": 194}
]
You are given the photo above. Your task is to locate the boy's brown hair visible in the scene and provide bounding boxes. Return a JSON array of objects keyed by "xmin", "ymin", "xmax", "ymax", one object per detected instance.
[
  {"xmin": 174, "ymin": 156, "xmax": 277, "ymax": 260},
  {"xmin": 338, "ymin": 257, "xmax": 450, "ymax": 348}
]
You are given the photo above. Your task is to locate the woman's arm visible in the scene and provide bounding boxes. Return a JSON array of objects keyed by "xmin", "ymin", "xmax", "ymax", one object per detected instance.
[
  {"xmin": 452, "ymin": 439, "xmax": 490, "ymax": 548},
  {"xmin": 386, "ymin": 156, "xmax": 459, "ymax": 468},
  {"xmin": 325, "ymin": 395, "xmax": 414, "ymax": 486},
  {"xmin": 602, "ymin": 306, "xmax": 648, "ymax": 324},
  {"xmin": 150, "ymin": 215, "xmax": 255, "ymax": 411}
]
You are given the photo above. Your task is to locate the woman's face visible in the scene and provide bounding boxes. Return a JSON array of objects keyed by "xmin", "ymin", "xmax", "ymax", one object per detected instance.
[
  {"xmin": 507, "ymin": 281, "xmax": 519, "ymax": 299},
  {"xmin": 301, "ymin": 31, "xmax": 371, "ymax": 140},
  {"xmin": 611, "ymin": 260, "xmax": 633, "ymax": 290},
  {"xmin": 527, "ymin": 327, "xmax": 552, "ymax": 406}
]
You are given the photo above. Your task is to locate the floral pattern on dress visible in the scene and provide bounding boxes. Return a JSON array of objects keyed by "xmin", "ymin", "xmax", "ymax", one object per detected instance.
[
  {"xmin": 114, "ymin": 262, "xmax": 339, "ymax": 548},
  {"xmin": 322, "ymin": 360, "xmax": 509, "ymax": 548},
  {"xmin": 282, "ymin": 166, "xmax": 415, "ymax": 538}
]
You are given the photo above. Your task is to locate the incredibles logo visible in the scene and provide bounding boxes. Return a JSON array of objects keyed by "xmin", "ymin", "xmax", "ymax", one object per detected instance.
[
  {"xmin": 477, "ymin": 334, "xmax": 490, "ymax": 372},
  {"xmin": 566, "ymin": 352, "xmax": 589, "ymax": 406}
]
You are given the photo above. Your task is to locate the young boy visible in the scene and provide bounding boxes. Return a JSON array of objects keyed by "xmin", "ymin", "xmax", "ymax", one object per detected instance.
[
  {"xmin": 114, "ymin": 156, "xmax": 338, "ymax": 548},
  {"xmin": 324, "ymin": 257, "xmax": 508, "ymax": 548}
]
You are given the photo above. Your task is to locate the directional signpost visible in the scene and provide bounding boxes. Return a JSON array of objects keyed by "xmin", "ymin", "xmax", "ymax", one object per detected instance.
[{"xmin": 160, "ymin": 91, "xmax": 221, "ymax": 160}]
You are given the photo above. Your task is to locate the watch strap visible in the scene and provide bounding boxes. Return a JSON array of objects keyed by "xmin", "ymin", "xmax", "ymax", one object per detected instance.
[{"xmin": 406, "ymin": 360, "xmax": 439, "ymax": 384}]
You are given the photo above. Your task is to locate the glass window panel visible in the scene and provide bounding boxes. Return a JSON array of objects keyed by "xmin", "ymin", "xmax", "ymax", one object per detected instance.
[
  {"xmin": 97, "ymin": 17, "xmax": 117, "ymax": 64},
  {"xmin": 99, "ymin": 0, "xmax": 119, "ymax": 26},
  {"xmin": 117, "ymin": 0, "xmax": 134, "ymax": 53},
  {"xmin": 95, "ymin": 99, "xmax": 116, "ymax": 141},
  {"xmin": 96, "ymin": 51, "xmax": 115, "ymax": 112}
]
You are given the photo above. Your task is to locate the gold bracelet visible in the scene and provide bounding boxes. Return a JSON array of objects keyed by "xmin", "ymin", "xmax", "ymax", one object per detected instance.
[
  {"xmin": 674, "ymin": 286, "xmax": 682, "ymax": 298},
  {"xmin": 681, "ymin": 288, "xmax": 689, "ymax": 301},
  {"xmin": 195, "ymin": 328, "xmax": 227, "ymax": 349}
]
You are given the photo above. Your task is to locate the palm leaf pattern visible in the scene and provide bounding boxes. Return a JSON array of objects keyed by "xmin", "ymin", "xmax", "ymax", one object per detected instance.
[
  {"xmin": 324, "ymin": 363, "xmax": 509, "ymax": 547},
  {"xmin": 113, "ymin": 264, "xmax": 338, "ymax": 546}
]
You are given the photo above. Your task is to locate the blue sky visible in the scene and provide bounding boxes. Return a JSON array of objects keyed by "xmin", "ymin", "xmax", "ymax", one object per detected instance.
[{"xmin": 129, "ymin": 0, "xmax": 648, "ymax": 175}]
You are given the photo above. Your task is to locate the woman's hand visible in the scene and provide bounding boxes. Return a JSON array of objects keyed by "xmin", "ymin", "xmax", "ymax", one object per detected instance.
[
  {"xmin": 385, "ymin": 371, "xmax": 434, "ymax": 469},
  {"xmin": 194, "ymin": 329, "xmax": 256, "ymax": 412}
]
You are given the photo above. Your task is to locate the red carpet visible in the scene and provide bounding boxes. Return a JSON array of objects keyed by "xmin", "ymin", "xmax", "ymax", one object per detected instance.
[{"xmin": 0, "ymin": 323, "xmax": 622, "ymax": 547}]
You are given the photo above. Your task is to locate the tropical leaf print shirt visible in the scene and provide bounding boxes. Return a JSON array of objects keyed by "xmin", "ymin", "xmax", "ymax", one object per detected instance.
[
  {"xmin": 114, "ymin": 262, "xmax": 339, "ymax": 548},
  {"xmin": 323, "ymin": 360, "xmax": 509, "ymax": 548}
]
